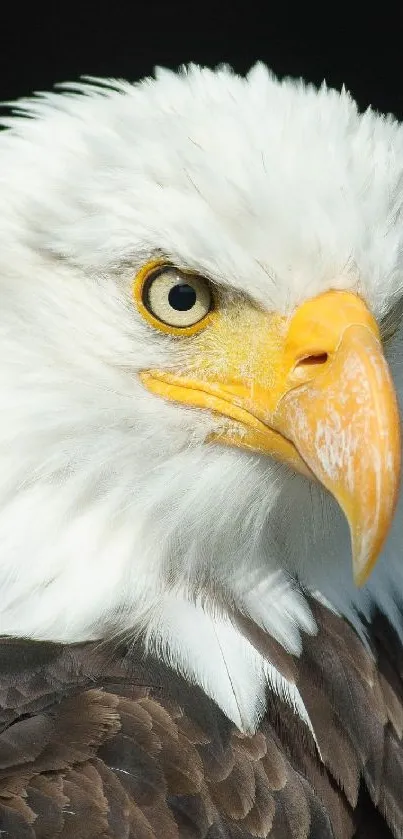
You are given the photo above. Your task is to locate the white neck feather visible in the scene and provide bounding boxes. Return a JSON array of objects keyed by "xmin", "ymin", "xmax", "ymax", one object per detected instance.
[{"xmin": 142, "ymin": 587, "xmax": 315, "ymax": 735}]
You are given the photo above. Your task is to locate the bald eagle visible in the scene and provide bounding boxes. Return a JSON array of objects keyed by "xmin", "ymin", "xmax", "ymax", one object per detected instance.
[{"xmin": 0, "ymin": 63, "xmax": 402, "ymax": 838}]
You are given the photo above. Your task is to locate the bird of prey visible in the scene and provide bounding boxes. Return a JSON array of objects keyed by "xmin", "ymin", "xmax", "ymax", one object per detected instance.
[{"xmin": 0, "ymin": 62, "xmax": 402, "ymax": 838}]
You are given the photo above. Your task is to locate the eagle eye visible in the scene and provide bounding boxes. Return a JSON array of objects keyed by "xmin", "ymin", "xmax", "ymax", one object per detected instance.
[{"xmin": 134, "ymin": 262, "xmax": 214, "ymax": 335}]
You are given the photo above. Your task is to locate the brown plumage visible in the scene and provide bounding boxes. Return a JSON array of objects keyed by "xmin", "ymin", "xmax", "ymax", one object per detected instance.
[{"xmin": 0, "ymin": 601, "xmax": 400, "ymax": 838}]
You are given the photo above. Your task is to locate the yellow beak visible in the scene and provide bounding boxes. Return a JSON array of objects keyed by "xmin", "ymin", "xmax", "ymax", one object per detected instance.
[{"xmin": 141, "ymin": 290, "xmax": 401, "ymax": 586}]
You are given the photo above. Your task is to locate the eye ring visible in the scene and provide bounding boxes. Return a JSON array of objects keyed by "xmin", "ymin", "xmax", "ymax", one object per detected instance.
[{"xmin": 133, "ymin": 260, "xmax": 215, "ymax": 336}]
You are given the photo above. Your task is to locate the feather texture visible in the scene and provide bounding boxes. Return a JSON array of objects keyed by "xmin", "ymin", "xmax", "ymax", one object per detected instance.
[{"xmin": 0, "ymin": 604, "xmax": 399, "ymax": 837}]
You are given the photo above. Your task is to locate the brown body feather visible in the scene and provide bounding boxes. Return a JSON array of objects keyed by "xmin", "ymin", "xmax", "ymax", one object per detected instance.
[{"xmin": 0, "ymin": 602, "xmax": 400, "ymax": 838}]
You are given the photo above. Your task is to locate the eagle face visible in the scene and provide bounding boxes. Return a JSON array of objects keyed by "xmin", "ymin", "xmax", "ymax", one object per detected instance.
[{"xmin": 0, "ymin": 63, "xmax": 403, "ymax": 730}]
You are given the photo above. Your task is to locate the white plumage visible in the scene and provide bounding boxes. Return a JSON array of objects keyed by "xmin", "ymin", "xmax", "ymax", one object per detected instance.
[{"xmin": 0, "ymin": 63, "xmax": 402, "ymax": 734}]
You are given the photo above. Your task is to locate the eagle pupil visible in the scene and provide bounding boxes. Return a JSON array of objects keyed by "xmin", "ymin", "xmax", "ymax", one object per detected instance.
[{"xmin": 168, "ymin": 283, "xmax": 197, "ymax": 311}]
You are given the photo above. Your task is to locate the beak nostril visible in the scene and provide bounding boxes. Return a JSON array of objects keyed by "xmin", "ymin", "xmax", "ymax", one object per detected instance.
[{"xmin": 296, "ymin": 353, "xmax": 328, "ymax": 367}]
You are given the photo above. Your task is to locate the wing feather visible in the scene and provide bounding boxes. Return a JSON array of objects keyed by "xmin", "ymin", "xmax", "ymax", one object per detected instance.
[{"xmin": 0, "ymin": 603, "xmax": 400, "ymax": 837}]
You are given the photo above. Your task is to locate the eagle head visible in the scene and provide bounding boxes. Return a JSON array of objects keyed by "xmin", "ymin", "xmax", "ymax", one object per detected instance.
[{"xmin": 0, "ymin": 64, "xmax": 402, "ymax": 730}]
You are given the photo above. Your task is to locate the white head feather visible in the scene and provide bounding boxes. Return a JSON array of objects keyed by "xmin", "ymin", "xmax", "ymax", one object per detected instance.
[{"xmin": 0, "ymin": 63, "xmax": 402, "ymax": 731}]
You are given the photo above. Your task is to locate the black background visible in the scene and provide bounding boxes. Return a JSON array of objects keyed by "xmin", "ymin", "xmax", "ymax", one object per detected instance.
[{"xmin": 1, "ymin": 4, "xmax": 402, "ymax": 119}]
